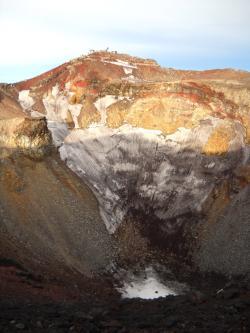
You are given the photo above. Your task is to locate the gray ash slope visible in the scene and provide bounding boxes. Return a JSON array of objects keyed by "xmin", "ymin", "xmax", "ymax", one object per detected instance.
[{"xmin": 0, "ymin": 148, "xmax": 117, "ymax": 281}]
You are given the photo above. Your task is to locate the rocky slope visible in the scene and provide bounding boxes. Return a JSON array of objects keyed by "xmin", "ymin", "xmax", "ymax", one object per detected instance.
[
  {"xmin": 14, "ymin": 52, "xmax": 250, "ymax": 268},
  {"xmin": 0, "ymin": 87, "xmax": 117, "ymax": 300},
  {"xmin": 0, "ymin": 51, "xmax": 250, "ymax": 307}
]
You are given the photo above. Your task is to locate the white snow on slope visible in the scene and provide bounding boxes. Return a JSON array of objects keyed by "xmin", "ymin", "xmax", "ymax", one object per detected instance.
[
  {"xmin": 42, "ymin": 84, "xmax": 82, "ymax": 145},
  {"xmin": 19, "ymin": 90, "xmax": 35, "ymax": 110},
  {"xmin": 69, "ymin": 104, "xmax": 82, "ymax": 129},
  {"xmin": 59, "ymin": 116, "xmax": 246, "ymax": 232},
  {"xmin": 102, "ymin": 59, "xmax": 137, "ymax": 75},
  {"xmin": 59, "ymin": 123, "xmax": 225, "ymax": 233},
  {"xmin": 123, "ymin": 74, "xmax": 138, "ymax": 82},
  {"xmin": 43, "ymin": 85, "xmax": 69, "ymax": 122},
  {"xmin": 118, "ymin": 267, "xmax": 179, "ymax": 299},
  {"xmin": 123, "ymin": 67, "xmax": 133, "ymax": 75},
  {"xmin": 43, "ymin": 83, "xmax": 83, "ymax": 128},
  {"xmin": 47, "ymin": 121, "xmax": 69, "ymax": 147},
  {"xmin": 94, "ymin": 95, "xmax": 124, "ymax": 126},
  {"xmin": 18, "ymin": 90, "xmax": 44, "ymax": 118}
]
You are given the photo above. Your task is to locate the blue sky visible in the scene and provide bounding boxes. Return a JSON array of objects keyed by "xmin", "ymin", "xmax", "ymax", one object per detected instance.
[{"xmin": 0, "ymin": 0, "xmax": 249, "ymax": 83}]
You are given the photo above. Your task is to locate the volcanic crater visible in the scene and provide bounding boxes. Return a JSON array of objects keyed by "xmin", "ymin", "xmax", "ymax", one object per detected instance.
[{"xmin": 0, "ymin": 51, "xmax": 249, "ymax": 332}]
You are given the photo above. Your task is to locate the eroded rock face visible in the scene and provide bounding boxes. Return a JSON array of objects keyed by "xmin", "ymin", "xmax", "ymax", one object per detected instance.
[
  {"xmin": 0, "ymin": 117, "xmax": 52, "ymax": 158},
  {"xmin": 0, "ymin": 86, "xmax": 52, "ymax": 157},
  {"xmin": 2, "ymin": 51, "xmax": 250, "ymax": 277}
]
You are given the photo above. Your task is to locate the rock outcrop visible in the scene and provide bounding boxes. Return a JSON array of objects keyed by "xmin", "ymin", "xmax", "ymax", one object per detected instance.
[
  {"xmin": 0, "ymin": 116, "xmax": 52, "ymax": 158},
  {"xmin": 0, "ymin": 87, "xmax": 52, "ymax": 158}
]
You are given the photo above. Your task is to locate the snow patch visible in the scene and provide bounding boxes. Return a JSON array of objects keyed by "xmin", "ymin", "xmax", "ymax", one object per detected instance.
[
  {"xmin": 118, "ymin": 267, "xmax": 178, "ymax": 299},
  {"xmin": 69, "ymin": 104, "xmax": 82, "ymax": 129},
  {"xmin": 43, "ymin": 85, "xmax": 69, "ymax": 122},
  {"xmin": 166, "ymin": 127, "xmax": 192, "ymax": 143},
  {"xmin": 19, "ymin": 90, "xmax": 45, "ymax": 119},
  {"xmin": 65, "ymin": 81, "xmax": 71, "ymax": 91},
  {"xmin": 122, "ymin": 74, "xmax": 141, "ymax": 83},
  {"xmin": 59, "ymin": 124, "xmax": 224, "ymax": 233},
  {"xmin": 123, "ymin": 67, "xmax": 133, "ymax": 75},
  {"xmin": 94, "ymin": 95, "xmax": 124, "ymax": 126},
  {"xmin": 102, "ymin": 59, "xmax": 137, "ymax": 75},
  {"xmin": 206, "ymin": 162, "xmax": 216, "ymax": 169},
  {"xmin": 42, "ymin": 84, "xmax": 82, "ymax": 144},
  {"xmin": 103, "ymin": 59, "xmax": 137, "ymax": 69},
  {"xmin": 47, "ymin": 121, "xmax": 69, "ymax": 147},
  {"xmin": 30, "ymin": 111, "xmax": 44, "ymax": 118},
  {"xmin": 19, "ymin": 90, "xmax": 35, "ymax": 110},
  {"xmin": 51, "ymin": 85, "xmax": 59, "ymax": 97}
]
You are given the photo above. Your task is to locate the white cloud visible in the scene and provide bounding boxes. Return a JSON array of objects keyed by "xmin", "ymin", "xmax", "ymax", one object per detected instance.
[{"xmin": 0, "ymin": 0, "xmax": 249, "ymax": 79}]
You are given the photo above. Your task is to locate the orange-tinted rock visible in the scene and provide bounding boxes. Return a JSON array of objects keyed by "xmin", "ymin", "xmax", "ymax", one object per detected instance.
[
  {"xmin": 78, "ymin": 97, "xmax": 100, "ymax": 128},
  {"xmin": 202, "ymin": 122, "xmax": 236, "ymax": 155},
  {"xmin": 9, "ymin": 51, "xmax": 249, "ymax": 146}
]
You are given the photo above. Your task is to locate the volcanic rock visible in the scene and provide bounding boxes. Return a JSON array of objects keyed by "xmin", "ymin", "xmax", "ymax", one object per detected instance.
[{"xmin": 0, "ymin": 51, "xmax": 249, "ymax": 310}]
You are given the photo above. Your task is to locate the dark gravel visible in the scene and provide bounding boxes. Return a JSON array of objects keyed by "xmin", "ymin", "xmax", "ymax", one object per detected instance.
[{"xmin": 0, "ymin": 280, "xmax": 249, "ymax": 333}]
